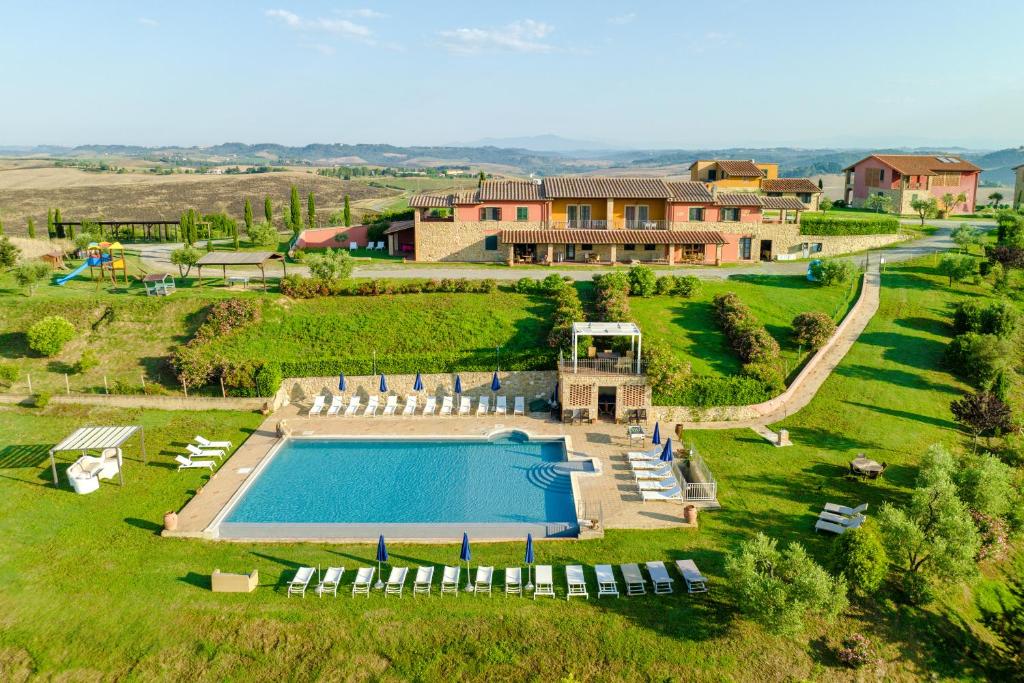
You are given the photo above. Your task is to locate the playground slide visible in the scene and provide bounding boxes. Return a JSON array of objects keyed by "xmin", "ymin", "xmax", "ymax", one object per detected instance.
[{"xmin": 55, "ymin": 262, "xmax": 90, "ymax": 286}]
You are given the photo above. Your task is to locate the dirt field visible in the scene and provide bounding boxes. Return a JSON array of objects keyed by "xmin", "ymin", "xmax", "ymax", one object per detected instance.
[{"xmin": 0, "ymin": 165, "xmax": 397, "ymax": 235}]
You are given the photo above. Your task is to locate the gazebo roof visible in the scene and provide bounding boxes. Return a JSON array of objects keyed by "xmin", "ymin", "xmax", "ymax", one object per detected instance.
[
  {"xmin": 571, "ymin": 322, "xmax": 641, "ymax": 337},
  {"xmin": 195, "ymin": 251, "xmax": 283, "ymax": 266},
  {"xmin": 51, "ymin": 426, "xmax": 141, "ymax": 453}
]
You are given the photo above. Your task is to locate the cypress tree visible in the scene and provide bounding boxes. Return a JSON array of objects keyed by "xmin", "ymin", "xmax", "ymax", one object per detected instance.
[
  {"xmin": 67, "ymin": 224, "xmax": 75, "ymax": 240},
  {"xmin": 307, "ymin": 192, "xmax": 316, "ymax": 229},
  {"xmin": 180, "ymin": 211, "xmax": 190, "ymax": 245},
  {"xmin": 0, "ymin": 217, "xmax": 4, "ymax": 236},
  {"xmin": 289, "ymin": 185, "xmax": 301, "ymax": 234},
  {"xmin": 343, "ymin": 194, "xmax": 351, "ymax": 226},
  {"xmin": 244, "ymin": 198, "xmax": 253, "ymax": 230},
  {"xmin": 264, "ymin": 196, "xmax": 273, "ymax": 225},
  {"xmin": 27, "ymin": 217, "xmax": 36, "ymax": 238},
  {"xmin": 47, "ymin": 209, "xmax": 55, "ymax": 238},
  {"xmin": 54, "ymin": 208, "xmax": 62, "ymax": 238}
]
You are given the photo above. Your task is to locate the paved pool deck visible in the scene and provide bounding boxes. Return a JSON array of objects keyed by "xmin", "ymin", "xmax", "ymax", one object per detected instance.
[{"xmin": 165, "ymin": 404, "xmax": 707, "ymax": 542}]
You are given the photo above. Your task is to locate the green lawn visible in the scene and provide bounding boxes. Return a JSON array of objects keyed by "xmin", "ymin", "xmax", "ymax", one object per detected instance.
[{"xmin": 0, "ymin": 257, "xmax": 1014, "ymax": 679}]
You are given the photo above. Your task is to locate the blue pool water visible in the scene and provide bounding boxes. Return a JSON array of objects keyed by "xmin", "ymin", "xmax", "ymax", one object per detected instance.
[{"xmin": 224, "ymin": 436, "xmax": 577, "ymax": 526}]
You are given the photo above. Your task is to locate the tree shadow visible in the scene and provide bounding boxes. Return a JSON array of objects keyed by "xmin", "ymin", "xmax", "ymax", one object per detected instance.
[
  {"xmin": 844, "ymin": 400, "xmax": 959, "ymax": 431},
  {"xmin": 0, "ymin": 332, "xmax": 29, "ymax": 359},
  {"xmin": 729, "ymin": 274, "xmax": 813, "ymax": 290},
  {"xmin": 833, "ymin": 364, "xmax": 959, "ymax": 395},
  {"xmin": 855, "ymin": 331, "xmax": 948, "ymax": 371}
]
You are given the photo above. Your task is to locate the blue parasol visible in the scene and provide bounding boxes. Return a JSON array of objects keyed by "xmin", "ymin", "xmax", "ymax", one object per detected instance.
[
  {"xmin": 660, "ymin": 437, "xmax": 673, "ymax": 463},
  {"xmin": 375, "ymin": 534, "xmax": 388, "ymax": 589},
  {"xmin": 379, "ymin": 374, "xmax": 388, "ymax": 393},
  {"xmin": 524, "ymin": 533, "xmax": 535, "ymax": 591},
  {"xmin": 490, "ymin": 371, "xmax": 501, "ymax": 392},
  {"xmin": 460, "ymin": 532, "xmax": 473, "ymax": 591},
  {"xmin": 454, "ymin": 375, "xmax": 463, "ymax": 395},
  {"xmin": 651, "ymin": 422, "xmax": 661, "ymax": 446},
  {"xmin": 413, "ymin": 372, "xmax": 424, "ymax": 392},
  {"xmin": 338, "ymin": 373, "xmax": 347, "ymax": 393}
]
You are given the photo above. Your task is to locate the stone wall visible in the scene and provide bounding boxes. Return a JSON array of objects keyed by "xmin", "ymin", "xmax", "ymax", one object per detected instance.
[{"xmin": 414, "ymin": 220, "xmax": 544, "ymax": 262}]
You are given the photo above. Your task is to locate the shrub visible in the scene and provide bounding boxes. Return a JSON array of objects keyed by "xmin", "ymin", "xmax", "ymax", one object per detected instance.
[
  {"xmin": 169, "ymin": 245, "xmax": 202, "ymax": 277},
  {"xmin": 712, "ymin": 293, "xmax": 780, "ymax": 364},
  {"xmin": 644, "ymin": 339, "xmax": 691, "ymax": 398},
  {"xmin": 541, "ymin": 273, "xmax": 567, "ymax": 294},
  {"xmin": 592, "ymin": 271, "xmax": 630, "ymax": 297},
  {"xmin": 953, "ymin": 300, "xmax": 985, "ymax": 334},
  {"xmin": 655, "ymin": 374, "xmax": 775, "ymax": 407},
  {"xmin": 27, "ymin": 316, "xmax": 76, "ymax": 356},
  {"xmin": 836, "ymin": 634, "xmax": 875, "ymax": 669},
  {"xmin": 246, "ymin": 221, "xmax": 279, "ymax": 247},
  {"xmin": 832, "ymin": 524, "xmax": 888, "ymax": 596},
  {"xmin": 980, "ymin": 300, "xmax": 1018, "ymax": 338},
  {"xmin": 30, "ymin": 391, "xmax": 51, "ymax": 410},
  {"xmin": 478, "ymin": 279, "xmax": 498, "ymax": 293},
  {"xmin": 0, "ymin": 235, "xmax": 22, "ymax": 267},
  {"xmin": 173, "ymin": 299, "xmax": 261, "ymax": 387},
  {"xmin": 548, "ymin": 285, "xmax": 586, "ymax": 353},
  {"xmin": 741, "ymin": 362, "xmax": 785, "ymax": 394},
  {"xmin": 945, "ymin": 333, "xmax": 1010, "ymax": 389},
  {"xmin": 514, "ymin": 277, "xmax": 537, "ymax": 294},
  {"xmin": 0, "ymin": 362, "xmax": 18, "ymax": 386},
  {"xmin": 254, "ymin": 363, "xmax": 283, "ymax": 397},
  {"xmin": 810, "ymin": 258, "xmax": 854, "ymax": 286},
  {"xmin": 792, "ymin": 311, "xmax": 836, "ymax": 350},
  {"xmin": 12, "ymin": 261, "xmax": 52, "ymax": 295},
  {"xmin": 799, "ymin": 214, "xmax": 899, "ymax": 236},
  {"xmin": 673, "ymin": 275, "xmax": 701, "ymax": 298},
  {"xmin": 938, "ymin": 254, "xmax": 976, "ymax": 287},
  {"xmin": 628, "ymin": 264, "xmax": 657, "ymax": 297},
  {"xmin": 73, "ymin": 349, "xmax": 99, "ymax": 374},
  {"xmin": 305, "ymin": 248, "xmax": 353, "ymax": 282},
  {"xmin": 655, "ymin": 275, "xmax": 675, "ymax": 296}
]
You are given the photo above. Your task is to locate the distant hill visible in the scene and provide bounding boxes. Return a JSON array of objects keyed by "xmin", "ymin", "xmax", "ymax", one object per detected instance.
[{"xmin": 455, "ymin": 134, "xmax": 624, "ymax": 153}]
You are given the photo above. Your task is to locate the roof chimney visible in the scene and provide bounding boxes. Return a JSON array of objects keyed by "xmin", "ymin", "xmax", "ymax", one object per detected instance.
[{"xmin": 710, "ymin": 183, "xmax": 718, "ymax": 201}]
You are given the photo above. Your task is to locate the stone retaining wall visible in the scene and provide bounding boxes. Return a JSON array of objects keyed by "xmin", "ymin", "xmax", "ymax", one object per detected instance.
[{"xmin": 0, "ymin": 393, "xmax": 264, "ymax": 412}]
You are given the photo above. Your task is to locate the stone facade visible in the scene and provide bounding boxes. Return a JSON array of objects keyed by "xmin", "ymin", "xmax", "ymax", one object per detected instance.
[
  {"xmin": 558, "ymin": 372, "xmax": 650, "ymax": 423},
  {"xmin": 413, "ymin": 219, "xmax": 544, "ymax": 262}
]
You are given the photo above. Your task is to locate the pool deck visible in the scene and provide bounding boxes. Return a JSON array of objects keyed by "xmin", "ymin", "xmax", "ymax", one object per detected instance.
[{"xmin": 165, "ymin": 405, "xmax": 706, "ymax": 542}]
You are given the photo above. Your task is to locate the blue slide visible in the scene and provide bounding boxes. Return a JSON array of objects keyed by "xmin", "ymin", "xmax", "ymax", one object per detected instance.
[{"xmin": 55, "ymin": 262, "xmax": 90, "ymax": 286}]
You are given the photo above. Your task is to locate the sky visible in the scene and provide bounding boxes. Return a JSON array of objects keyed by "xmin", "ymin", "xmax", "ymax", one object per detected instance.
[{"xmin": 1, "ymin": 0, "xmax": 1022, "ymax": 150}]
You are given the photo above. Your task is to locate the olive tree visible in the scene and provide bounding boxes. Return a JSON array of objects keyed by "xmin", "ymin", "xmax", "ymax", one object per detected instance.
[{"xmin": 169, "ymin": 246, "xmax": 202, "ymax": 278}]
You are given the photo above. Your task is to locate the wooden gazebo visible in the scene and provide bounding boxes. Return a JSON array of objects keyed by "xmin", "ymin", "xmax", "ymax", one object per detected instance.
[{"xmin": 195, "ymin": 252, "xmax": 286, "ymax": 291}]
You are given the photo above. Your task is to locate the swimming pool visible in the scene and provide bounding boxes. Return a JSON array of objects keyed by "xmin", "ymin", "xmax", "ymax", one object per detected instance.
[{"xmin": 215, "ymin": 433, "xmax": 590, "ymax": 540}]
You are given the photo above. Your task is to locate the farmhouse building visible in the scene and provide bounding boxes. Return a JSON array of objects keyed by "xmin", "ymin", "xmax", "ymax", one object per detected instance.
[{"xmin": 842, "ymin": 154, "xmax": 981, "ymax": 214}]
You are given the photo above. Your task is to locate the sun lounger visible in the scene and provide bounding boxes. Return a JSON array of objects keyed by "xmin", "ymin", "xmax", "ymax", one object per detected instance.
[
  {"xmin": 315, "ymin": 567, "xmax": 344, "ymax": 597},
  {"xmin": 630, "ymin": 458, "xmax": 668, "ymax": 471},
  {"xmin": 534, "ymin": 565, "xmax": 555, "ymax": 599},
  {"xmin": 505, "ymin": 567, "xmax": 522, "ymax": 596},
  {"xmin": 440, "ymin": 396, "xmax": 453, "ymax": 416},
  {"xmin": 823, "ymin": 502, "xmax": 868, "ymax": 517},
  {"xmin": 566, "ymin": 565, "xmax": 588, "ymax": 600},
  {"xmin": 375, "ymin": 241, "xmax": 385, "ymax": 250},
  {"xmin": 413, "ymin": 566, "xmax": 434, "ymax": 596},
  {"xmin": 422, "ymin": 396, "xmax": 436, "ymax": 416},
  {"xmin": 633, "ymin": 465, "xmax": 674, "ymax": 481},
  {"xmin": 382, "ymin": 395, "xmax": 399, "ymax": 416},
  {"xmin": 476, "ymin": 396, "xmax": 489, "ymax": 415},
  {"xmin": 646, "ymin": 561, "xmax": 674, "ymax": 595},
  {"xmin": 195, "ymin": 435, "xmax": 231, "ymax": 449},
  {"xmin": 288, "ymin": 566, "xmax": 315, "ymax": 597},
  {"xmin": 363, "ymin": 395, "xmax": 380, "ymax": 416},
  {"xmin": 819, "ymin": 511, "xmax": 865, "ymax": 526},
  {"xmin": 326, "ymin": 395, "xmax": 344, "ymax": 416},
  {"xmin": 642, "ymin": 485, "xmax": 683, "ymax": 502},
  {"xmin": 513, "ymin": 396, "xmax": 525, "ymax": 415},
  {"xmin": 402, "ymin": 396, "xmax": 417, "ymax": 416},
  {"xmin": 186, "ymin": 443, "xmax": 224, "ymax": 460},
  {"xmin": 815, "ymin": 517, "xmax": 863, "ymax": 534},
  {"xmin": 494, "ymin": 396, "xmax": 506, "ymax": 415},
  {"xmin": 595, "ymin": 564, "xmax": 619, "ymax": 598},
  {"xmin": 675, "ymin": 560, "xmax": 709, "ymax": 593},
  {"xmin": 458, "ymin": 396, "xmax": 471, "ymax": 416},
  {"xmin": 349, "ymin": 241, "xmax": 358, "ymax": 251},
  {"xmin": 308, "ymin": 395, "xmax": 326, "ymax": 416},
  {"xmin": 474, "ymin": 566, "xmax": 493, "ymax": 596},
  {"xmin": 385, "ymin": 567, "xmax": 408, "ymax": 597},
  {"xmin": 627, "ymin": 446, "xmax": 663, "ymax": 461},
  {"xmin": 343, "ymin": 395, "xmax": 361, "ymax": 416},
  {"xmin": 637, "ymin": 476, "xmax": 679, "ymax": 492},
  {"xmin": 351, "ymin": 567, "xmax": 375, "ymax": 597},
  {"xmin": 175, "ymin": 454, "xmax": 215, "ymax": 470},
  {"xmin": 441, "ymin": 565, "xmax": 460, "ymax": 595},
  {"xmin": 620, "ymin": 563, "xmax": 646, "ymax": 596}
]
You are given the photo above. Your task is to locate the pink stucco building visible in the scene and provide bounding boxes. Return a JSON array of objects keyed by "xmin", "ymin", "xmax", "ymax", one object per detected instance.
[{"xmin": 842, "ymin": 154, "xmax": 981, "ymax": 214}]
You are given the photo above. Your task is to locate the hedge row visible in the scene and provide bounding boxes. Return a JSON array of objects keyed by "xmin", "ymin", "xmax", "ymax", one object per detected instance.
[
  {"xmin": 712, "ymin": 293, "xmax": 781, "ymax": 365},
  {"xmin": 799, "ymin": 214, "xmax": 899, "ymax": 236},
  {"xmin": 281, "ymin": 274, "xmax": 499, "ymax": 298},
  {"xmin": 653, "ymin": 374, "xmax": 774, "ymax": 407}
]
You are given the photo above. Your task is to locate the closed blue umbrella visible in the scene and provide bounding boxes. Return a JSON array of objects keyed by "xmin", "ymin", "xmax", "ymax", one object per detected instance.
[
  {"xmin": 524, "ymin": 533, "xmax": 535, "ymax": 591},
  {"xmin": 338, "ymin": 373, "xmax": 347, "ymax": 393},
  {"xmin": 551, "ymin": 380, "xmax": 559, "ymax": 403},
  {"xmin": 379, "ymin": 374, "xmax": 388, "ymax": 393},
  {"xmin": 490, "ymin": 372, "xmax": 501, "ymax": 392},
  {"xmin": 460, "ymin": 532, "xmax": 473, "ymax": 592},
  {"xmin": 413, "ymin": 372, "xmax": 424, "ymax": 392},
  {"xmin": 375, "ymin": 534, "xmax": 388, "ymax": 589},
  {"xmin": 652, "ymin": 422, "xmax": 661, "ymax": 446},
  {"xmin": 454, "ymin": 375, "xmax": 463, "ymax": 395},
  {"xmin": 660, "ymin": 437, "xmax": 673, "ymax": 463}
]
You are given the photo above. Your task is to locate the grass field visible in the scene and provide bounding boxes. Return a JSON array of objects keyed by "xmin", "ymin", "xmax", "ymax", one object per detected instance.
[{"xmin": 0, "ymin": 257, "xmax": 1013, "ymax": 680}]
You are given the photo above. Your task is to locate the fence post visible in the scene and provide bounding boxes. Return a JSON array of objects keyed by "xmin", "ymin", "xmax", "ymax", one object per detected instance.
[
  {"xmin": 103, "ymin": 375, "xmax": 109, "ymax": 394},
  {"xmin": 219, "ymin": 376, "xmax": 226, "ymax": 398},
  {"xmin": 182, "ymin": 380, "xmax": 188, "ymax": 398},
  {"xmin": 141, "ymin": 373, "xmax": 146, "ymax": 395},
  {"xmin": 27, "ymin": 373, "xmax": 32, "ymax": 394},
  {"xmin": 65, "ymin": 373, "xmax": 70, "ymax": 395}
]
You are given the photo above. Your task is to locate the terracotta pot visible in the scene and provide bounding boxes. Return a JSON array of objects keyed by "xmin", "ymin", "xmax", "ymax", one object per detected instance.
[
  {"xmin": 684, "ymin": 505, "xmax": 698, "ymax": 525},
  {"xmin": 163, "ymin": 511, "xmax": 179, "ymax": 531}
]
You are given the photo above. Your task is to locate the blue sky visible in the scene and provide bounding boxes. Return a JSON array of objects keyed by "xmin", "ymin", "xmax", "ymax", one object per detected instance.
[{"xmin": 1, "ymin": 1, "xmax": 1021, "ymax": 149}]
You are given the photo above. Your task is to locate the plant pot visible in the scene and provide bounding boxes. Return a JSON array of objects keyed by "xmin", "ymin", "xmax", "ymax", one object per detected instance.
[
  {"xmin": 163, "ymin": 511, "xmax": 179, "ymax": 531},
  {"xmin": 684, "ymin": 505, "xmax": 698, "ymax": 525}
]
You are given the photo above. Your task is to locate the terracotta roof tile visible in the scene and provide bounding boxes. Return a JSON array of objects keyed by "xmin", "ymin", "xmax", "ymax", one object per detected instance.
[
  {"xmin": 761, "ymin": 196, "xmax": 806, "ymax": 210},
  {"xmin": 665, "ymin": 181, "xmax": 714, "ymax": 203},
  {"xmin": 842, "ymin": 154, "xmax": 981, "ymax": 175},
  {"xmin": 499, "ymin": 229, "xmax": 726, "ymax": 245},
  {"xmin": 408, "ymin": 193, "xmax": 454, "ymax": 208},
  {"xmin": 451, "ymin": 190, "xmax": 480, "ymax": 204},
  {"xmin": 542, "ymin": 176, "xmax": 670, "ymax": 198},
  {"xmin": 761, "ymin": 178, "xmax": 822, "ymax": 194},
  {"xmin": 477, "ymin": 180, "xmax": 545, "ymax": 201},
  {"xmin": 714, "ymin": 192, "xmax": 764, "ymax": 207},
  {"xmin": 382, "ymin": 220, "xmax": 414, "ymax": 235},
  {"xmin": 715, "ymin": 160, "xmax": 765, "ymax": 177}
]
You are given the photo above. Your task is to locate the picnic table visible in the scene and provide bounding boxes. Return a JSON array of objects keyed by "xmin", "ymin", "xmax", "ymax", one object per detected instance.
[
  {"xmin": 851, "ymin": 456, "xmax": 883, "ymax": 475},
  {"xmin": 227, "ymin": 275, "xmax": 250, "ymax": 289}
]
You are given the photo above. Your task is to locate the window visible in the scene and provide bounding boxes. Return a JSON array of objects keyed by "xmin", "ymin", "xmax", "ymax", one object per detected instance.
[
  {"xmin": 933, "ymin": 172, "xmax": 960, "ymax": 187},
  {"xmin": 797, "ymin": 193, "xmax": 812, "ymax": 203},
  {"xmin": 581, "ymin": 243, "xmax": 593, "ymax": 250},
  {"xmin": 767, "ymin": 192, "xmax": 782, "ymax": 197},
  {"xmin": 721, "ymin": 207, "xmax": 740, "ymax": 222},
  {"xmin": 679, "ymin": 244, "xmax": 704, "ymax": 261},
  {"xmin": 484, "ymin": 235, "xmax": 498, "ymax": 251},
  {"xmin": 739, "ymin": 237, "xmax": 752, "ymax": 260},
  {"xmin": 624, "ymin": 204, "xmax": 649, "ymax": 228},
  {"xmin": 565, "ymin": 244, "xmax": 576, "ymax": 260},
  {"xmin": 688, "ymin": 207, "xmax": 705, "ymax": 221},
  {"xmin": 707, "ymin": 169, "xmax": 718, "ymax": 181},
  {"xmin": 643, "ymin": 244, "xmax": 656, "ymax": 251},
  {"xmin": 865, "ymin": 168, "xmax": 884, "ymax": 187},
  {"xmin": 480, "ymin": 207, "xmax": 502, "ymax": 221},
  {"xmin": 516, "ymin": 206, "xmax": 529, "ymax": 221},
  {"xmin": 566, "ymin": 204, "xmax": 592, "ymax": 227},
  {"xmin": 623, "ymin": 243, "xmax": 636, "ymax": 251}
]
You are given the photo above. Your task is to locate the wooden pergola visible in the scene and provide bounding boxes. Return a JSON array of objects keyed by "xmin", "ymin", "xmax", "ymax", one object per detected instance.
[
  {"xmin": 54, "ymin": 220, "xmax": 181, "ymax": 241},
  {"xmin": 195, "ymin": 251, "xmax": 286, "ymax": 291}
]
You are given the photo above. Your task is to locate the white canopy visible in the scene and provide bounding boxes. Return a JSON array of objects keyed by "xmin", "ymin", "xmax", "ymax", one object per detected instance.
[
  {"xmin": 570, "ymin": 321, "xmax": 642, "ymax": 373},
  {"xmin": 49, "ymin": 425, "xmax": 146, "ymax": 486}
]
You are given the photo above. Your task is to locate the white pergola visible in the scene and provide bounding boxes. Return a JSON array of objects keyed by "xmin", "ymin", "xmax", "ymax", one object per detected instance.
[
  {"xmin": 570, "ymin": 321, "xmax": 642, "ymax": 373},
  {"xmin": 48, "ymin": 425, "xmax": 146, "ymax": 487}
]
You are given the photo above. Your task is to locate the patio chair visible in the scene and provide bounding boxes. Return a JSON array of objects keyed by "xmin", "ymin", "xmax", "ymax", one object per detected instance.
[
  {"xmin": 351, "ymin": 567, "xmax": 375, "ymax": 597},
  {"xmin": 186, "ymin": 443, "xmax": 224, "ymax": 460},
  {"xmin": 868, "ymin": 462, "xmax": 888, "ymax": 480},
  {"xmin": 195, "ymin": 435, "xmax": 231, "ymax": 449},
  {"xmin": 376, "ymin": 241, "xmax": 386, "ymax": 250},
  {"xmin": 326, "ymin": 395, "xmax": 344, "ymax": 416},
  {"xmin": 675, "ymin": 560, "xmax": 708, "ymax": 594},
  {"xmin": 476, "ymin": 396, "xmax": 489, "ymax": 415},
  {"xmin": 580, "ymin": 408, "xmax": 592, "ymax": 424},
  {"xmin": 422, "ymin": 396, "xmax": 437, "ymax": 415},
  {"xmin": 534, "ymin": 565, "xmax": 555, "ymax": 599},
  {"xmin": 561, "ymin": 409, "xmax": 573, "ymax": 424},
  {"xmin": 641, "ymin": 486, "xmax": 683, "ymax": 502},
  {"xmin": 494, "ymin": 396, "xmax": 507, "ymax": 415},
  {"xmin": 402, "ymin": 396, "xmax": 417, "ymax": 416},
  {"xmin": 413, "ymin": 566, "xmax": 434, "ymax": 596},
  {"xmin": 349, "ymin": 241, "xmax": 358, "ymax": 251},
  {"xmin": 646, "ymin": 561, "xmax": 674, "ymax": 595},
  {"xmin": 504, "ymin": 567, "xmax": 522, "ymax": 596},
  {"xmin": 441, "ymin": 566, "xmax": 460, "ymax": 595},
  {"xmin": 595, "ymin": 564, "xmax": 619, "ymax": 598},
  {"xmin": 633, "ymin": 465, "xmax": 674, "ymax": 481},
  {"xmin": 474, "ymin": 567, "xmax": 494, "ymax": 596},
  {"xmin": 175, "ymin": 454, "xmax": 215, "ymax": 470},
  {"xmin": 819, "ymin": 511, "xmax": 865, "ymax": 526},
  {"xmin": 513, "ymin": 396, "xmax": 525, "ymax": 415},
  {"xmin": 566, "ymin": 565, "xmax": 588, "ymax": 600},
  {"xmin": 343, "ymin": 395, "xmax": 361, "ymax": 416},
  {"xmin": 363, "ymin": 395, "xmax": 380, "ymax": 416},
  {"xmin": 620, "ymin": 563, "xmax": 646, "ymax": 596},
  {"xmin": 458, "ymin": 396, "xmax": 471, "ymax": 416},
  {"xmin": 315, "ymin": 567, "xmax": 344, "ymax": 597},
  {"xmin": 440, "ymin": 396, "xmax": 453, "ymax": 416},
  {"xmin": 308, "ymin": 395, "xmax": 326, "ymax": 416},
  {"xmin": 385, "ymin": 567, "xmax": 408, "ymax": 597},
  {"xmin": 815, "ymin": 517, "xmax": 863, "ymax": 534},
  {"xmin": 823, "ymin": 502, "xmax": 868, "ymax": 517},
  {"xmin": 637, "ymin": 475, "xmax": 679, "ymax": 492},
  {"xmin": 382, "ymin": 395, "xmax": 399, "ymax": 416},
  {"xmin": 287, "ymin": 567, "xmax": 315, "ymax": 597}
]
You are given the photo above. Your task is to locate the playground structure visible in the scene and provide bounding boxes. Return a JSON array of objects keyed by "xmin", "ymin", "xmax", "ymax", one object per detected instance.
[{"xmin": 56, "ymin": 242, "xmax": 129, "ymax": 286}]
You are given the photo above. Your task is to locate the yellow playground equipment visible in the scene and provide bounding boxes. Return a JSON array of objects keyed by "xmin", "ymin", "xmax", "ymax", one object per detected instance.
[{"xmin": 88, "ymin": 242, "xmax": 128, "ymax": 285}]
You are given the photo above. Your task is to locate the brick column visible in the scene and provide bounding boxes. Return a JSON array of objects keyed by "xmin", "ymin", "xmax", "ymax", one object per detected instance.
[
  {"xmin": 508, "ymin": 245, "xmax": 515, "ymax": 266},
  {"xmin": 715, "ymin": 244, "xmax": 722, "ymax": 266},
  {"xmin": 609, "ymin": 244, "xmax": 617, "ymax": 264},
  {"xmin": 667, "ymin": 245, "xmax": 675, "ymax": 265},
  {"xmin": 546, "ymin": 243, "xmax": 554, "ymax": 264},
  {"xmin": 606, "ymin": 198, "xmax": 615, "ymax": 227}
]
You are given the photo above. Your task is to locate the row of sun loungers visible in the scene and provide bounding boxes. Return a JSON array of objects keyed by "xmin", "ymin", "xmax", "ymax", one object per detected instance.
[
  {"xmin": 286, "ymin": 560, "xmax": 710, "ymax": 598},
  {"xmin": 175, "ymin": 435, "xmax": 233, "ymax": 470},
  {"xmin": 627, "ymin": 446, "xmax": 685, "ymax": 502},
  {"xmin": 308, "ymin": 394, "xmax": 527, "ymax": 417},
  {"xmin": 815, "ymin": 502, "xmax": 868, "ymax": 534}
]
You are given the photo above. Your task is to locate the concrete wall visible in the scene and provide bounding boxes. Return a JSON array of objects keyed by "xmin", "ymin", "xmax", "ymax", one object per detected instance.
[{"xmin": 296, "ymin": 225, "xmax": 370, "ymax": 249}]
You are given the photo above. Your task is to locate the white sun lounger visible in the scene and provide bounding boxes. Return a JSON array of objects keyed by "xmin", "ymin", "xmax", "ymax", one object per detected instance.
[
  {"xmin": 422, "ymin": 396, "xmax": 437, "ymax": 416},
  {"xmin": 476, "ymin": 396, "xmax": 489, "ymax": 415},
  {"xmin": 441, "ymin": 566, "xmax": 460, "ymax": 595},
  {"xmin": 308, "ymin": 395, "xmax": 326, "ymax": 416},
  {"xmin": 620, "ymin": 563, "xmax": 646, "ymax": 596},
  {"xmin": 646, "ymin": 561, "xmax": 674, "ymax": 595},
  {"xmin": 494, "ymin": 396, "xmax": 507, "ymax": 415},
  {"xmin": 385, "ymin": 567, "xmax": 408, "ymax": 597},
  {"xmin": 824, "ymin": 502, "xmax": 868, "ymax": 517},
  {"xmin": 315, "ymin": 567, "xmax": 344, "ymax": 597},
  {"xmin": 326, "ymin": 395, "xmax": 344, "ymax": 416},
  {"xmin": 458, "ymin": 396, "xmax": 471, "ymax": 416},
  {"xmin": 440, "ymin": 396, "xmax": 454, "ymax": 416},
  {"xmin": 413, "ymin": 566, "xmax": 434, "ymax": 596},
  {"xmin": 675, "ymin": 560, "xmax": 709, "ymax": 594},
  {"xmin": 815, "ymin": 517, "xmax": 863, "ymax": 534},
  {"xmin": 382, "ymin": 395, "xmax": 399, "ymax": 416},
  {"xmin": 642, "ymin": 485, "xmax": 683, "ymax": 502},
  {"xmin": 630, "ymin": 458, "xmax": 668, "ymax": 471},
  {"xmin": 402, "ymin": 396, "xmax": 417, "ymax": 416},
  {"xmin": 595, "ymin": 564, "xmax": 619, "ymax": 598},
  {"xmin": 534, "ymin": 565, "xmax": 555, "ymax": 599},
  {"xmin": 343, "ymin": 395, "xmax": 361, "ymax": 416},
  {"xmin": 175, "ymin": 454, "xmax": 215, "ymax": 470},
  {"xmin": 351, "ymin": 567, "xmax": 375, "ymax": 597},
  {"xmin": 195, "ymin": 435, "xmax": 231, "ymax": 449},
  {"xmin": 637, "ymin": 476, "xmax": 679, "ymax": 492},
  {"xmin": 363, "ymin": 396, "xmax": 380, "ymax": 416},
  {"xmin": 375, "ymin": 241, "xmax": 385, "ymax": 250},
  {"xmin": 513, "ymin": 396, "xmax": 525, "ymax": 415},
  {"xmin": 505, "ymin": 567, "xmax": 522, "ymax": 596},
  {"xmin": 186, "ymin": 443, "xmax": 224, "ymax": 460},
  {"xmin": 566, "ymin": 565, "xmax": 588, "ymax": 600},
  {"xmin": 349, "ymin": 241, "xmax": 358, "ymax": 251},
  {"xmin": 633, "ymin": 465, "xmax": 674, "ymax": 481},
  {"xmin": 474, "ymin": 566, "xmax": 494, "ymax": 596},
  {"xmin": 627, "ymin": 446, "xmax": 663, "ymax": 461},
  {"xmin": 288, "ymin": 566, "xmax": 315, "ymax": 597},
  {"xmin": 819, "ymin": 511, "xmax": 865, "ymax": 526}
]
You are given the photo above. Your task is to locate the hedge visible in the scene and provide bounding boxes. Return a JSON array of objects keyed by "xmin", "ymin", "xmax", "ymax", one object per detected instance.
[
  {"xmin": 654, "ymin": 374, "xmax": 774, "ymax": 407},
  {"xmin": 799, "ymin": 214, "xmax": 900, "ymax": 236},
  {"xmin": 278, "ymin": 350, "xmax": 556, "ymax": 377}
]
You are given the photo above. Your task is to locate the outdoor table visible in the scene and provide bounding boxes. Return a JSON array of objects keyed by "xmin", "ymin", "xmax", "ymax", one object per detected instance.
[
  {"xmin": 626, "ymin": 425, "xmax": 645, "ymax": 446},
  {"xmin": 227, "ymin": 275, "xmax": 250, "ymax": 289},
  {"xmin": 851, "ymin": 456, "xmax": 883, "ymax": 475}
]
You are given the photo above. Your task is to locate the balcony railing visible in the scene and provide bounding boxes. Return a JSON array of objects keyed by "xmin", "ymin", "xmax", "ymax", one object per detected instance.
[
  {"xmin": 548, "ymin": 220, "xmax": 669, "ymax": 230},
  {"xmin": 618, "ymin": 219, "xmax": 667, "ymax": 230},
  {"xmin": 551, "ymin": 220, "xmax": 609, "ymax": 230},
  {"xmin": 558, "ymin": 358, "xmax": 645, "ymax": 375}
]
